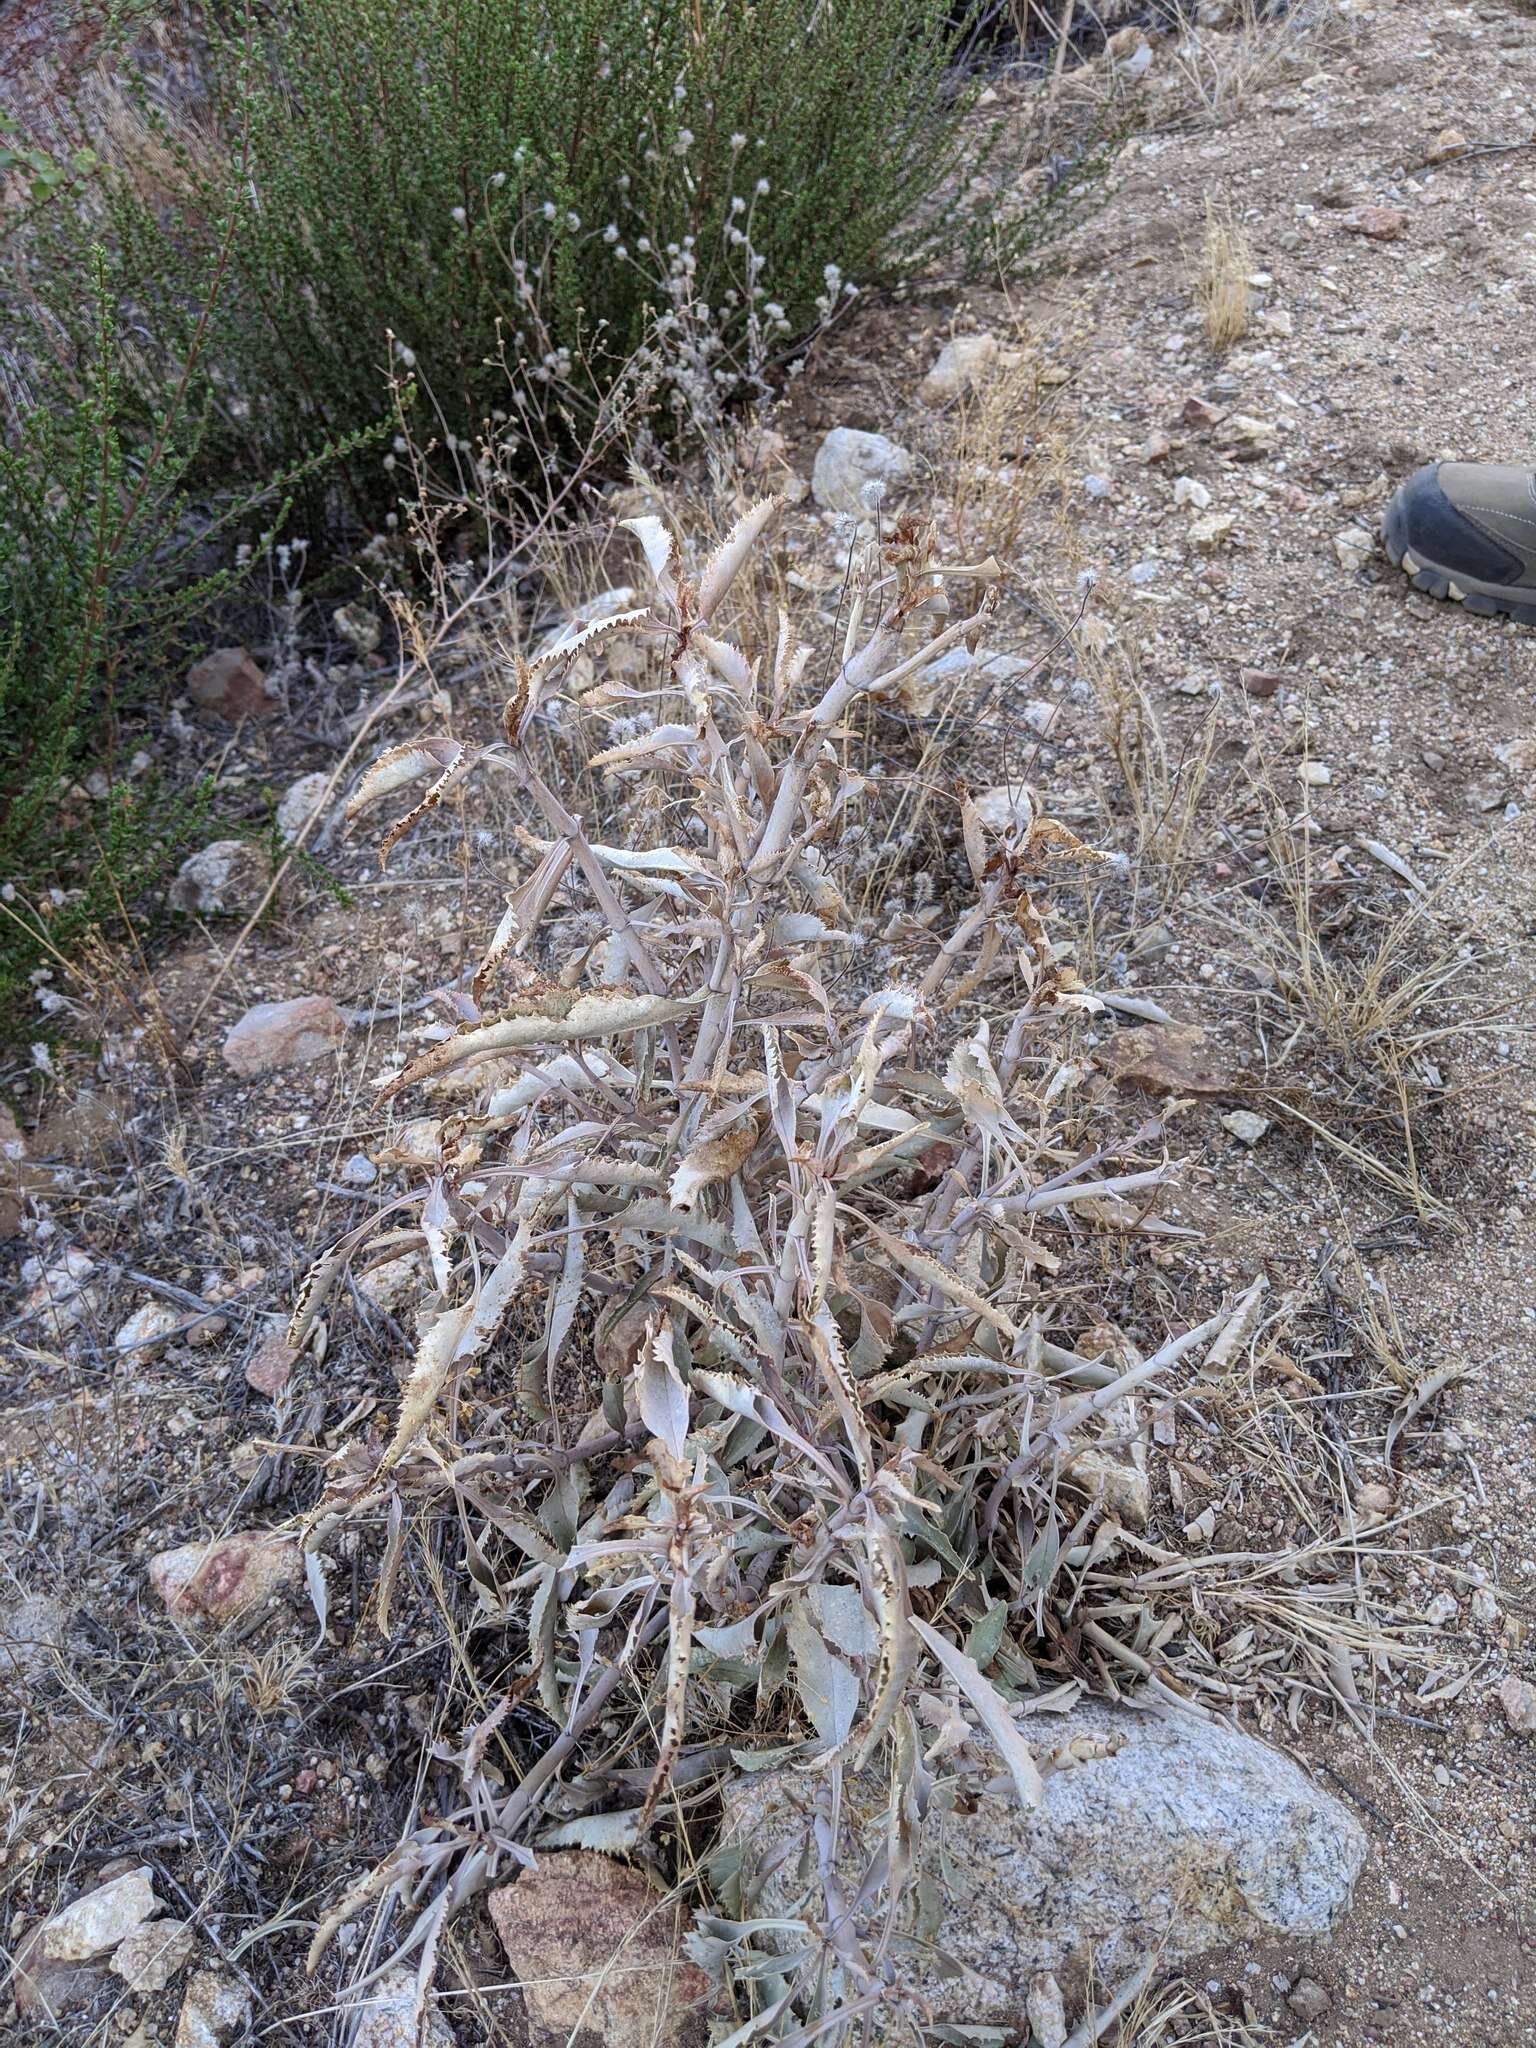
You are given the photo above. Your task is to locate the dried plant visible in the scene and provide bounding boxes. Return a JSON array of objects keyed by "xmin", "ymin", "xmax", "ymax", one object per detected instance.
[
  {"xmin": 1195, "ymin": 195, "xmax": 1251, "ymax": 352},
  {"xmin": 292, "ymin": 499, "xmax": 1269, "ymax": 2035}
]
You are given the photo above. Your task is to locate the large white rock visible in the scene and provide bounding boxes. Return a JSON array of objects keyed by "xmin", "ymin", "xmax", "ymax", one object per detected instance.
[
  {"xmin": 810, "ymin": 428, "xmax": 914, "ymax": 517},
  {"xmin": 721, "ymin": 1699, "xmax": 1365, "ymax": 2020}
]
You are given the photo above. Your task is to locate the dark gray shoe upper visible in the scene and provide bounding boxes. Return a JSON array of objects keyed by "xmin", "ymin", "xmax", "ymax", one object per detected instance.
[{"xmin": 1392, "ymin": 462, "xmax": 1536, "ymax": 589}]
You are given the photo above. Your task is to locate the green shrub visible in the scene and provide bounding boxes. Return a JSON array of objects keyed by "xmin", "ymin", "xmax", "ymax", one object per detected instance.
[
  {"xmin": 21, "ymin": 1, "xmax": 1043, "ymax": 515},
  {"xmin": 0, "ymin": 242, "xmax": 350, "ymax": 1024}
]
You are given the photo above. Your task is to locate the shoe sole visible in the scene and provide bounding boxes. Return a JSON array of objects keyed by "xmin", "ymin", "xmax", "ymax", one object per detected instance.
[{"xmin": 1383, "ymin": 491, "xmax": 1536, "ymax": 624}]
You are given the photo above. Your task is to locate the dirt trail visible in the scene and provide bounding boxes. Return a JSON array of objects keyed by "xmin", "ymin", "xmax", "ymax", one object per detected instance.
[{"xmin": 954, "ymin": 3, "xmax": 1536, "ymax": 2037}]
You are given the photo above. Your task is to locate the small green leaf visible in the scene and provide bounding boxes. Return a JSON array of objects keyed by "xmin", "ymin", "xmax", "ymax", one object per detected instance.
[{"xmin": 963, "ymin": 1598, "xmax": 1009, "ymax": 1673}]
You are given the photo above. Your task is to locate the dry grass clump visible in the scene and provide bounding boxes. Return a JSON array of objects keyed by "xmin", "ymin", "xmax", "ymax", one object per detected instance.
[
  {"xmin": 1196, "ymin": 195, "xmax": 1252, "ymax": 351},
  {"xmin": 1231, "ymin": 782, "xmax": 1510, "ymax": 1222},
  {"xmin": 282, "ymin": 496, "xmax": 1279, "ymax": 2033}
]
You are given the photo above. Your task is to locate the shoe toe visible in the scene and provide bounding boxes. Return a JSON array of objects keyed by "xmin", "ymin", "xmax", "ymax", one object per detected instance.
[{"xmin": 1388, "ymin": 463, "xmax": 1525, "ymax": 586}]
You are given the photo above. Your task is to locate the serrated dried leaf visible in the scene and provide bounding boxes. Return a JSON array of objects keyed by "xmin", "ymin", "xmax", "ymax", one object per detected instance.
[
  {"xmin": 383, "ymin": 1214, "xmax": 536, "ymax": 1469},
  {"xmin": 863, "ymin": 1221, "xmax": 1020, "ymax": 1341},
  {"xmin": 621, "ymin": 513, "xmax": 682, "ymax": 606},
  {"xmin": 670, "ymin": 1115, "xmax": 759, "ymax": 1213},
  {"xmin": 587, "ymin": 723, "xmax": 701, "ymax": 772},
  {"xmin": 697, "ymin": 496, "xmax": 781, "ymax": 622},
  {"xmin": 385, "ymin": 986, "xmax": 706, "ymax": 1094},
  {"xmin": 344, "ymin": 739, "xmax": 462, "ymax": 822},
  {"xmin": 1015, "ymin": 813, "xmax": 1121, "ymax": 875},
  {"xmin": 853, "ymin": 1504, "xmax": 916, "ymax": 1766},
  {"xmin": 534, "ymin": 1809, "xmax": 644, "ymax": 1852},
  {"xmin": 692, "ymin": 629, "xmax": 755, "ymax": 694}
]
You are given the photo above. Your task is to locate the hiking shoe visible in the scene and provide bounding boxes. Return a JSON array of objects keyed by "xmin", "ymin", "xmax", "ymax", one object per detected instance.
[{"xmin": 1384, "ymin": 462, "xmax": 1536, "ymax": 622}]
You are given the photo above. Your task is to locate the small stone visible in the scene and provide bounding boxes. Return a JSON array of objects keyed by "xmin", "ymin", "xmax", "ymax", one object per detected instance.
[
  {"xmin": 1299, "ymin": 761, "xmax": 1332, "ymax": 787},
  {"xmin": 246, "ymin": 1332, "xmax": 299, "ymax": 1398},
  {"xmin": 1471, "ymin": 1587, "xmax": 1499, "ymax": 1625},
  {"xmin": 1180, "ymin": 396, "xmax": 1225, "ymax": 428},
  {"xmin": 1424, "ymin": 1591, "xmax": 1458, "ymax": 1628},
  {"xmin": 1498, "ymin": 1673, "xmax": 1536, "ymax": 1735},
  {"xmin": 1493, "ymin": 736, "xmax": 1536, "ymax": 778},
  {"xmin": 275, "ymin": 772, "xmax": 331, "ymax": 844},
  {"xmin": 1141, "ymin": 430, "xmax": 1173, "ymax": 464},
  {"xmin": 111, "ymin": 1917, "xmax": 195, "ymax": 1992},
  {"xmin": 1130, "ymin": 924, "xmax": 1173, "ymax": 963},
  {"xmin": 171, "ymin": 840, "xmax": 271, "ymax": 919},
  {"xmin": 149, "ymin": 1532, "xmax": 301, "ymax": 1627},
  {"xmin": 1428, "ymin": 128, "xmax": 1468, "ymax": 163},
  {"xmin": 1128, "ymin": 559, "xmax": 1162, "ymax": 586},
  {"xmin": 341, "ymin": 1151, "xmax": 378, "ymax": 1187},
  {"xmin": 1027, "ymin": 1971, "xmax": 1068, "ymax": 2048},
  {"xmin": 1354, "ymin": 1481, "xmax": 1393, "ymax": 1520},
  {"xmin": 1105, "ymin": 1025, "xmax": 1233, "ymax": 1097},
  {"xmin": 351, "ymin": 1967, "xmax": 458, "ymax": 2048},
  {"xmin": 1216, "ymin": 414, "xmax": 1277, "ymax": 454},
  {"xmin": 1064, "ymin": 1446, "xmax": 1150, "ymax": 1529},
  {"xmin": 40, "ymin": 1868, "xmax": 161, "ymax": 1962},
  {"xmin": 1022, "ymin": 699, "xmax": 1062, "ymax": 738},
  {"xmin": 186, "ymin": 647, "xmax": 274, "ymax": 720},
  {"xmin": 1334, "ymin": 524, "xmax": 1375, "ymax": 572},
  {"xmin": 918, "ymin": 332, "xmax": 1017, "ymax": 404},
  {"xmin": 356, "ymin": 1251, "xmax": 425, "ymax": 1314},
  {"xmin": 1174, "ymin": 475, "xmax": 1212, "ymax": 511},
  {"xmin": 1189, "ymin": 512, "xmax": 1237, "ymax": 549},
  {"xmin": 1082, "ymin": 473, "xmax": 1112, "ymax": 500},
  {"xmin": 1183, "ymin": 1505, "xmax": 1217, "ymax": 1545},
  {"xmin": 810, "ymin": 428, "xmax": 914, "ymax": 517},
  {"xmin": 175, "ymin": 1970, "xmax": 252, "ymax": 2048},
  {"xmin": 1256, "ymin": 305, "xmax": 1294, "ymax": 339},
  {"xmin": 222, "ymin": 996, "xmax": 347, "ymax": 1077},
  {"xmin": 1341, "ymin": 204, "xmax": 1408, "ymax": 241},
  {"xmin": 21, "ymin": 1246, "xmax": 98, "ymax": 1339},
  {"xmin": 12, "ymin": 1920, "xmax": 106, "ymax": 2020},
  {"xmin": 1288, "ymin": 1977, "xmax": 1333, "ymax": 2022},
  {"xmin": 1222, "ymin": 1110, "xmax": 1270, "ymax": 1145},
  {"xmin": 0, "ymin": 1593, "xmax": 67, "ymax": 1681},
  {"xmin": 1421, "ymin": 748, "xmax": 1446, "ymax": 771},
  {"xmin": 114, "ymin": 1300, "xmax": 182, "ymax": 1356},
  {"xmin": 1240, "ymin": 667, "xmax": 1284, "ymax": 698}
]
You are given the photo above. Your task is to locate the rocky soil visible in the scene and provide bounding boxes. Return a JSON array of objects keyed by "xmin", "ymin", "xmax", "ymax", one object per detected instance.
[{"xmin": 3, "ymin": 3, "xmax": 1535, "ymax": 2044}]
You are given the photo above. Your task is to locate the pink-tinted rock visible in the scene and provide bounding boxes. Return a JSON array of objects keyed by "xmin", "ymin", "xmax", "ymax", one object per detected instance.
[
  {"xmin": 1341, "ymin": 205, "xmax": 1407, "ymax": 242},
  {"xmin": 186, "ymin": 647, "xmax": 275, "ymax": 720},
  {"xmin": 148, "ymin": 1532, "xmax": 300, "ymax": 1627},
  {"xmin": 246, "ymin": 1331, "xmax": 298, "ymax": 1397},
  {"xmin": 488, "ymin": 1852, "xmax": 709, "ymax": 2048},
  {"xmin": 221, "ymin": 997, "xmax": 346, "ymax": 1076}
]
